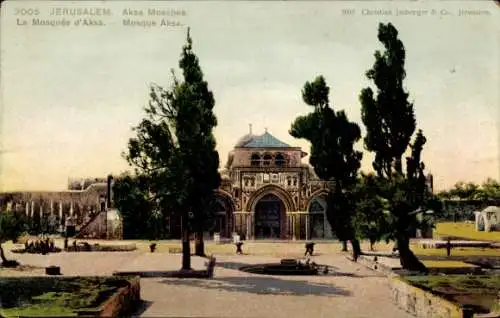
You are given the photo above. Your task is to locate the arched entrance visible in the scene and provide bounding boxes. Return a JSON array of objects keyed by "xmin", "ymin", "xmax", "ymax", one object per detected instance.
[
  {"xmin": 307, "ymin": 193, "xmax": 334, "ymax": 239},
  {"xmin": 254, "ymin": 194, "xmax": 285, "ymax": 239},
  {"xmin": 207, "ymin": 191, "xmax": 235, "ymax": 238},
  {"xmin": 208, "ymin": 200, "xmax": 228, "ymax": 237}
]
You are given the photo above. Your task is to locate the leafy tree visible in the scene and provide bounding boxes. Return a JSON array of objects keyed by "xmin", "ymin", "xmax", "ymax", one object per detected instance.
[
  {"xmin": 438, "ymin": 179, "xmax": 500, "ymax": 202},
  {"xmin": 113, "ymin": 173, "xmax": 160, "ymax": 240},
  {"xmin": 173, "ymin": 29, "xmax": 221, "ymax": 256},
  {"xmin": 124, "ymin": 28, "xmax": 220, "ymax": 269},
  {"xmin": 290, "ymin": 75, "xmax": 363, "ymax": 259},
  {"xmin": 0, "ymin": 211, "xmax": 28, "ymax": 267},
  {"xmin": 448, "ymin": 182, "xmax": 480, "ymax": 200},
  {"xmin": 352, "ymin": 173, "xmax": 392, "ymax": 250},
  {"xmin": 359, "ymin": 23, "xmax": 436, "ymax": 272},
  {"xmin": 478, "ymin": 178, "xmax": 500, "ymax": 201}
]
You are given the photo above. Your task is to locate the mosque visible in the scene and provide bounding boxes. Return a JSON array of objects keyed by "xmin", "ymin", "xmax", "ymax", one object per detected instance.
[{"xmin": 181, "ymin": 127, "xmax": 334, "ymax": 240}]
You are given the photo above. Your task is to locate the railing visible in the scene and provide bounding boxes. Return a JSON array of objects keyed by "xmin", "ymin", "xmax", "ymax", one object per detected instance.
[{"xmin": 75, "ymin": 210, "xmax": 107, "ymax": 239}]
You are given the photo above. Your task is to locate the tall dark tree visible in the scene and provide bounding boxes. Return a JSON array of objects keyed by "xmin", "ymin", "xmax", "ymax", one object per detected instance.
[
  {"xmin": 174, "ymin": 30, "xmax": 221, "ymax": 257},
  {"xmin": 360, "ymin": 22, "xmax": 435, "ymax": 272},
  {"xmin": 125, "ymin": 28, "xmax": 220, "ymax": 269},
  {"xmin": 290, "ymin": 76, "xmax": 363, "ymax": 259}
]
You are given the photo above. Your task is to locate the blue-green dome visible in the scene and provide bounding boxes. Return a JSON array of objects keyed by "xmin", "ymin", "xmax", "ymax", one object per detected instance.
[{"xmin": 235, "ymin": 132, "xmax": 291, "ymax": 148}]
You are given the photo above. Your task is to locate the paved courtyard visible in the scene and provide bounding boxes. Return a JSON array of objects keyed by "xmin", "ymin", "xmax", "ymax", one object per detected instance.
[{"xmin": 0, "ymin": 242, "xmax": 412, "ymax": 318}]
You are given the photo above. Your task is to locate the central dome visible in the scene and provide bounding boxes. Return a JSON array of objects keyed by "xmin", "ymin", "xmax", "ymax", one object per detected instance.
[
  {"xmin": 234, "ymin": 133, "xmax": 256, "ymax": 148},
  {"xmin": 234, "ymin": 131, "xmax": 291, "ymax": 148}
]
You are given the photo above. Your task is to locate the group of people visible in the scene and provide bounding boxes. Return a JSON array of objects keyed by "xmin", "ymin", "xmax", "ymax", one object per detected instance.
[{"xmin": 24, "ymin": 237, "xmax": 57, "ymax": 255}]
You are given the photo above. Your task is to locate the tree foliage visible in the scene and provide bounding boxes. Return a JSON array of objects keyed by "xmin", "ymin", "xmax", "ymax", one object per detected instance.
[
  {"xmin": 438, "ymin": 179, "xmax": 500, "ymax": 201},
  {"xmin": 290, "ymin": 75, "xmax": 363, "ymax": 256},
  {"xmin": 0, "ymin": 211, "xmax": 28, "ymax": 265},
  {"xmin": 359, "ymin": 22, "xmax": 438, "ymax": 272},
  {"xmin": 113, "ymin": 173, "xmax": 164, "ymax": 240},
  {"xmin": 352, "ymin": 173, "xmax": 392, "ymax": 250},
  {"xmin": 124, "ymin": 28, "xmax": 220, "ymax": 268}
]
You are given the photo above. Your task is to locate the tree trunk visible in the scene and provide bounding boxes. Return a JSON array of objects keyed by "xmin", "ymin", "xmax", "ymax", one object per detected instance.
[
  {"xmin": 341, "ymin": 240, "xmax": 348, "ymax": 251},
  {"xmin": 397, "ymin": 237, "xmax": 428, "ymax": 273},
  {"xmin": 194, "ymin": 229, "xmax": 205, "ymax": 257},
  {"xmin": 350, "ymin": 238, "xmax": 361, "ymax": 261},
  {"xmin": 0, "ymin": 244, "xmax": 8, "ymax": 264},
  {"xmin": 181, "ymin": 217, "xmax": 191, "ymax": 270},
  {"xmin": 370, "ymin": 238, "xmax": 375, "ymax": 251}
]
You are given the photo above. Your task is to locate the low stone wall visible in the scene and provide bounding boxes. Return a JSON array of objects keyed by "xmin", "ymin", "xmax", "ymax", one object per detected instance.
[
  {"xmin": 355, "ymin": 255, "xmax": 483, "ymax": 317},
  {"xmin": 0, "ymin": 276, "xmax": 140, "ymax": 318},
  {"xmin": 390, "ymin": 276, "xmax": 468, "ymax": 318},
  {"xmin": 76, "ymin": 276, "xmax": 141, "ymax": 317},
  {"xmin": 418, "ymin": 240, "xmax": 494, "ymax": 249},
  {"xmin": 357, "ymin": 255, "xmax": 397, "ymax": 275},
  {"xmin": 65, "ymin": 243, "xmax": 136, "ymax": 252}
]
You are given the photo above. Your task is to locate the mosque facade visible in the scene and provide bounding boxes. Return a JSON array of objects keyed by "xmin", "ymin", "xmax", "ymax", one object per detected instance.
[{"xmin": 192, "ymin": 129, "xmax": 334, "ymax": 240}]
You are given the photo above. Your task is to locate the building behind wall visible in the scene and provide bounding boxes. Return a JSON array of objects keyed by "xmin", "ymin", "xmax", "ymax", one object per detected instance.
[{"xmin": 0, "ymin": 178, "xmax": 109, "ymax": 237}]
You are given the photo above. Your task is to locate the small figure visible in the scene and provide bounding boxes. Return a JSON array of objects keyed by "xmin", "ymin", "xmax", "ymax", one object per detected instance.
[
  {"xmin": 304, "ymin": 242, "xmax": 315, "ymax": 256},
  {"xmin": 150, "ymin": 243, "xmax": 157, "ymax": 253},
  {"xmin": 235, "ymin": 242, "xmax": 244, "ymax": 255}
]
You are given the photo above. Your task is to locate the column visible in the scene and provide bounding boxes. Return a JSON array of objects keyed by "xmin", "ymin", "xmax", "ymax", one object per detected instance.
[
  {"xmin": 323, "ymin": 213, "xmax": 327, "ymax": 238},
  {"xmin": 59, "ymin": 201, "xmax": 63, "ymax": 220},
  {"xmin": 70, "ymin": 201, "xmax": 74, "ymax": 216},
  {"xmin": 305, "ymin": 213, "xmax": 310, "ymax": 240},
  {"xmin": 31, "ymin": 201, "xmax": 35, "ymax": 218},
  {"xmin": 251, "ymin": 213, "xmax": 255, "ymax": 240},
  {"xmin": 50, "ymin": 200, "xmax": 54, "ymax": 216},
  {"xmin": 39, "ymin": 204, "xmax": 43, "ymax": 219},
  {"xmin": 246, "ymin": 214, "xmax": 250, "ymax": 240},
  {"xmin": 292, "ymin": 214, "xmax": 296, "ymax": 241},
  {"xmin": 25, "ymin": 202, "xmax": 29, "ymax": 216}
]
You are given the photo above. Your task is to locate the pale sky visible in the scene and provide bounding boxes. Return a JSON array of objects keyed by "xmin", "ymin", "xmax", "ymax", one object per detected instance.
[{"xmin": 0, "ymin": 1, "xmax": 499, "ymax": 192}]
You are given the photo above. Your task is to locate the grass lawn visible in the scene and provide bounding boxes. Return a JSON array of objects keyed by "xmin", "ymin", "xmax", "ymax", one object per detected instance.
[
  {"xmin": 0, "ymin": 276, "xmax": 131, "ymax": 317},
  {"xmin": 434, "ymin": 222, "xmax": 500, "ymax": 242},
  {"xmin": 421, "ymin": 260, "xmax": 476, "ymax": 268},
  {"xmin": 404, "ymin": 275, "xmax": 500, "ymax": 313},
  {"xmin": 413, "ymin": 246, "xmax": 500, "ymax": 257}
]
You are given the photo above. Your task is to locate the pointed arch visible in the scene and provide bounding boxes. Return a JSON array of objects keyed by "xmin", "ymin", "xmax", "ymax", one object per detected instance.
[
  {"xmin": 212, "ymin": 189, "xmax": 236, "ymax": 237},
  {"xmin": 306, "ymin": 189, "xmax": 329, "ymax": 210},
  {"xmin": 246, "ymin": 185, "xmax": 296, "ymax": 212},
  {"xmin": 215, "ymin": 189, "xmax": 236, "ymax": 212}
]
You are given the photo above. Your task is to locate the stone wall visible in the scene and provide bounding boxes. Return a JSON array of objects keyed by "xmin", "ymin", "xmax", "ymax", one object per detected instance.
[
  {"xmin": 390, "ymin": 276, "xmax": 466, "ymax": 318},
  {"xmin": 98, "ymin": 276, "xmax": 141, "ymax": 317}
]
